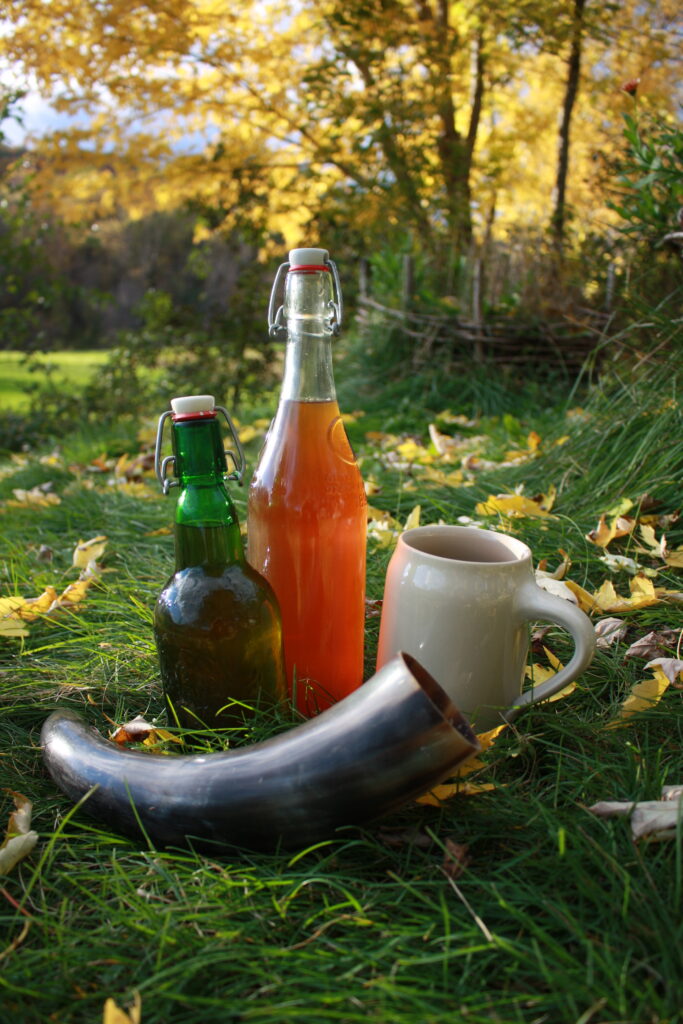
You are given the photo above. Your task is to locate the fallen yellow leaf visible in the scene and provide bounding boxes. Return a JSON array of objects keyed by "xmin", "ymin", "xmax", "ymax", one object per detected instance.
[
  {"xmin": 416, "ymin": 723, "xmax": 509, "ymax": 804},
  {"xmin": 403, "ymin": 505, "xmax": 421, "ymax": 530},
  {"xmin": 73, "ymin": 536, "xmax": 108, "ymax": 570},
  {"xmin": 114, "ymin": 481, "xmax": 154, "ymax": 499},
  {"xmin": 586, "ymin": 513, "xmax": 635, "ymax": 548},
  {"xmin": 606, "ymin": 666, "xmax": 671, "ymax": 728},
  {"xmin": 564, "ymin": 575, "xmax": 663, "ymax": 615},
  {"xmin": 417, "ymin": 465, "xmax": 465, "ymax": 487},
  {"xmin": 102, "ymin": 992, "xmax": 142, "ymax": 1024},
  {"xmin": 0, "ymin": 791, "xmax": 39, "ymax": 875},
  {"xmin": 0, "ymin": 596, "xmax": 27, "ymax": 618},
  {"xmin": 363, "ymin": 479, "xmax": 382, "ymax": 497},
  {"xmin": 57, "ymin": 577, "xmax": 95, "ymax": 610},
  {"xmin": 7, "ymin": 487, "xmax": 61, "ymax": 508},
  {"xmin": 0, "ymin": 617, "xmax": 30, "ymax": 639},
  {"xmin": 395, "ymin": 439, "xmax": 433, "ymax": 464},
  {"xmin": 475, "ymin": 491, "xmax": 554, "ymax": 519},
  {"xmin": 525, "ymin": 647, "xmax": 576, "ymax": 701},
  {"xmin": 19, "ymin": 587, "xmax": 59, "ymax": 621},
  {"xmin": 592, "ymin": 576, "xmax": 659, "ymax": 613},
  {"xmin": 416, "ymin": 781, "xmax": 497, "ymax": 806}
]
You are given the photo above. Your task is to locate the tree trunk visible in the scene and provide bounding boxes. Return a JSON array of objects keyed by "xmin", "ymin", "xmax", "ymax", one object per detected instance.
[
  {"xmin": 430, "ymin": 1, "xmax": 484, "ymax": 253},
  {"xmin": 551, "ymin": 0, "xmax": 586, "ymax": 252}
]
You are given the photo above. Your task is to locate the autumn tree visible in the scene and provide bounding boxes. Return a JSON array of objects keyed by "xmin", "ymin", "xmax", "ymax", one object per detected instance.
[{"xmin": 1, "ymin": 0, "xmax": 681, "ymax": 271}]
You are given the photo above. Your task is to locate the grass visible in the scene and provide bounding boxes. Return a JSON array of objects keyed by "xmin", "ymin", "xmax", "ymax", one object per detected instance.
[
  {"xmin": 1, "ymin": 341, "xmax": 683, "ymax": 1023},
  {"xmin": 0, "ymin": 351, "xmax": 110, "ymax": 413}
]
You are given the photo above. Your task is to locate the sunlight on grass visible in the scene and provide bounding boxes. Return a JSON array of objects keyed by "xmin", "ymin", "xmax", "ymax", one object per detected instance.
[{"xmin": 0, "ymin": 350, "xmax": 110, "ymax": 412}]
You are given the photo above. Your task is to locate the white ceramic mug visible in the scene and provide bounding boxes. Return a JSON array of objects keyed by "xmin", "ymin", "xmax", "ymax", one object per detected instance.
[{"xmin": 376, "ymin": 525, "xmax": 595, "ymax": 731}]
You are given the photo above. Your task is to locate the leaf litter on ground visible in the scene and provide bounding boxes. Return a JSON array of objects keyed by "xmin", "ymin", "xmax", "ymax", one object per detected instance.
[{"xmin": 0, "ymin": 536, "xmax": 108, "ymax": 638}]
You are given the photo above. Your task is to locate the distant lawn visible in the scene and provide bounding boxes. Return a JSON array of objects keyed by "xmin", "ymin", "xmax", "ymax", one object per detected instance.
[{"xmin": 0, "ymin": 350, "xmax": 110, "ymax": 412}]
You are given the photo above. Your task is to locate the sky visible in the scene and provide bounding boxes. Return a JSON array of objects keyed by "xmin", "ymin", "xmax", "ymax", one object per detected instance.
[
  {"xmin": 2, "ymin": 93, "xmax": 80, "ymax": 146},
  {"xmin": 1, "ymin": 77, "xmax": 213, "ymax": 154}
]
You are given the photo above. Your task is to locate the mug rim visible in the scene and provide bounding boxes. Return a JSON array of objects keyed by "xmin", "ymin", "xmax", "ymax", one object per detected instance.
[{"xmin": 399, "ymin": 524, "xmax": 531, "ymax": 566}]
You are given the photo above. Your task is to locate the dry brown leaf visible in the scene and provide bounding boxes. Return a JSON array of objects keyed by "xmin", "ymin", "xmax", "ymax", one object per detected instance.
[
  {"xmin": 110, "ymin": 716, "xmax": 181, "ymax": 747},
  {"xmin": 378, "ymin": 827, "xmax": 432, "ymax": 849},
  {"xmin": 442, "ymin": 839, "xmax": 471, "ymax": 880},
  {"xmin": 594, "ymin": 617, "xmax": 628, "ymax": 649},
  {"xmin": 589, "ymin": 787, "xmax": 683, "ymax": 841},
  {"xmin": 624, "ymin": 629, "xmax": 682, "ymax": 661},
  {"xmin": 536, "ymin": 577, "xmax": 579, "ymax": 604},
  {"xmin": 110, "ymin": 716, "xmax": 157, "ymax": 744}
]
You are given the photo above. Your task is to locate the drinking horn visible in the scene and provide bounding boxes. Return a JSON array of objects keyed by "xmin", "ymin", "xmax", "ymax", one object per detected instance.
[{"xmin": 41, "ymin": 653, "xmax": 479, "ymax": 852}]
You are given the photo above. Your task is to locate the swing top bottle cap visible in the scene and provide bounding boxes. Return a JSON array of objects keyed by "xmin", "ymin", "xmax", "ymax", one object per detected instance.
[
  {"xmin": 289, "ymin": 248, "xmax": 329, "ymax": 268},
  {"xmin": 171, "ymin": 395, "xmax": 215, "ymax": 418}
]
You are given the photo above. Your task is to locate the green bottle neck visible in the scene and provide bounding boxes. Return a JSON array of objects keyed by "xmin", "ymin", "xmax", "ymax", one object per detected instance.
[
  {"xmin": 281, "ymin": 269, "xmax": 336, "ymax": 402},
  {"xmin": 171, "ymin": 416, "xmax": 244, "ymax": 570}
]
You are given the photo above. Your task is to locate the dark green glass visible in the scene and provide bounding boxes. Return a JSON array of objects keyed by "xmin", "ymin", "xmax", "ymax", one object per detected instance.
[{"xmin": 154, "ymin": 412, "xmax": 286, "ymax": 730}]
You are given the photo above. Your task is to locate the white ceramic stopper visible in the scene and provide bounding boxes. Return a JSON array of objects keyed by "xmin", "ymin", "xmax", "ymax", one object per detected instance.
[
  {"xmin": 170, "ymin": 395, "xmax": 215, "ymax": 415},
  {"xmin": 289, "ymin": 247, "xmax": 329, "ymax": 267}
]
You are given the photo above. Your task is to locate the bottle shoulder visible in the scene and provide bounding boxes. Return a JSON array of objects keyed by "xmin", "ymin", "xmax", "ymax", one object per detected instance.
[
  {"xmin": 250, "ymin": 399, "xmax": 365, "ymax": 497},
  {"xmin": 156, "ymin": 563, "xmax": 279, "ymax": 619}
]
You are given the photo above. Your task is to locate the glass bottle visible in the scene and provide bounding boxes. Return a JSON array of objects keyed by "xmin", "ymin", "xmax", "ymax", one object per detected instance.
[
  {"xmin": 153, "ymin": 394, "xmax": 286, "ymax": 731},
  {"xmin": 247, "ymin": 248, "xmax": 367, "ymax": 716}
]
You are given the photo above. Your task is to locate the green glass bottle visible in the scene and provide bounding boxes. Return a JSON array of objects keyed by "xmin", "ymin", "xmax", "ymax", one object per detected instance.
[{"xmin": 153, "ymin": 394, "xmax": 286, "ymax": 731}]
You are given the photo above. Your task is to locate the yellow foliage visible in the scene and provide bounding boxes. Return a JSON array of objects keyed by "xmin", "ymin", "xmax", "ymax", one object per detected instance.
[{"xmin": 3, "ymin": 0, "xmax": 679, "ymax": 250}]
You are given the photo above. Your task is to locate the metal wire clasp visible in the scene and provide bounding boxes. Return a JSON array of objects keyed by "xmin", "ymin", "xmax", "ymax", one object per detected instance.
[
  {"xmin": 267, "ymin": 256, "xmax": 343, "ymax": 338},
  {"xmin": 154, "ymin": 406, "xmax": 247, "ymax": 495}
]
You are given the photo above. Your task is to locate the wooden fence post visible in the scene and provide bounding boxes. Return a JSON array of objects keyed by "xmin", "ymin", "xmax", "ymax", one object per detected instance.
[
  {"xmin": 402, "ymin": 254, "xmax": 414, "ymax": 311},
  {"xmin": 471, "ymin": 257, "xmax": 485, "ymax": 363}
]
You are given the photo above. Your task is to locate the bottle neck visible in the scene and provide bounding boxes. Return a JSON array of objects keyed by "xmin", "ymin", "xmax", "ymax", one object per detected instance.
[
  {"xmin": 170, "ymin": 416, "xmax": 244, "ymax": 570},
  {"xmin": 281, "ymin": 269, "xmax": 336, "ymax": 402}
]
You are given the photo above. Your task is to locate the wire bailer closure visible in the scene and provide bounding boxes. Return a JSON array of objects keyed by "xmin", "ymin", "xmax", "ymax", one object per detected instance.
[
  {"xmin": 267, "ymin": 256, "xmax": 343, "ymax": 338},
  {"xmin": 154, "ymin": 405, "xmax": 246, "ymax": 495}
]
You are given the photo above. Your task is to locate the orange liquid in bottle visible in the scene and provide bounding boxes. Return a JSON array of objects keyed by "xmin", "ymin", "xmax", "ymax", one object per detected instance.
[{"xmin": 247, "ymin": 399, "xmax": 367, "ymax": 715}]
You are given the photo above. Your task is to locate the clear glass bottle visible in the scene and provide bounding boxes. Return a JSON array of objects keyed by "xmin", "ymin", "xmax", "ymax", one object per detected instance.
[
  {"xmin": 247, "ymin": 248, "xmax": 367, "ymax": 716},
  {"xmin": 154, "ymin": 394, "xmax": 286, "ymax": 730}
]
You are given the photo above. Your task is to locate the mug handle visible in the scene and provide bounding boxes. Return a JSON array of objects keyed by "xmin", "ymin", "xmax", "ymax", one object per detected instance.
[{"xmin": 505, "ymin": 581, "xmax": 596, "ymax": 722}]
